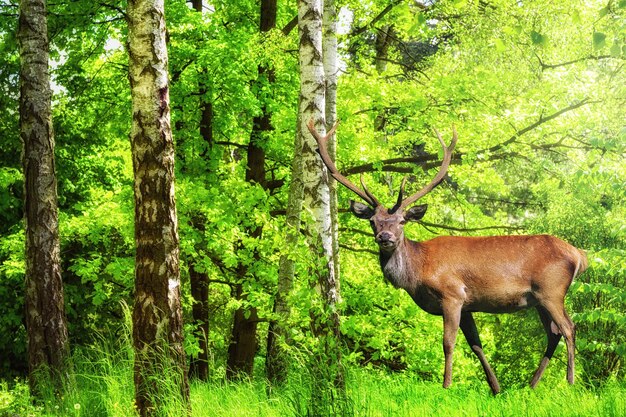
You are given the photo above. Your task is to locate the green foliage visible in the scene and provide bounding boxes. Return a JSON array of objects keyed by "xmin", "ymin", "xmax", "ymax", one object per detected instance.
[
  {"xmin": 571, "ymin": 248, "xmax": 626, "ymax": 382},
  {"xmin": 0, "ymin": 0, "xmax": 624, "ymax": 403}
]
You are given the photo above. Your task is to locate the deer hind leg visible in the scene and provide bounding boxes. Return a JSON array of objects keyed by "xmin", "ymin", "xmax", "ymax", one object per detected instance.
[
  {"xmin": 531, "ymin": 304, "xmax": 575, "ymax": 387},
  {"xmin": 460, "ymin": 312, "xmax": 500, "ymax": 395}
]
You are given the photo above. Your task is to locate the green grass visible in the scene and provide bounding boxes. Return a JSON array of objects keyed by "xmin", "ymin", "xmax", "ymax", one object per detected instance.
[
  {"xmin": 2, "ymin": 365, "xmax": 626, "ymax": 417},
  {"xmin": 347, "ymin": 371, "xmax": 626, "ymax": 417}
]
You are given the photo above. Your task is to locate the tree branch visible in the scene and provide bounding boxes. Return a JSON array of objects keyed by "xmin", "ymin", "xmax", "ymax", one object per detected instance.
[
  {"xmin": 97, "ymin": 2, "xmax": 127, "ymax": 19},
  {"xmin": 339, "ymin": 227, "xmax": 371, "ymax": 238},
  {"xmin": 214, "ymin": 140, "xmax": 247, "ymax": 149},
  {"xmin": 417, "ymin": 221, "xmax": 524, "ymax": 233},
  {"xmin": 343, "ymin": 99, "xmax": 595, "ymax": 177},
  {"xmin": 171, "ymin": 58, "xmax": 195, "ymax": 84},
  {"xmin": 282, "ymin": 15, "xmax": 298, "ymax": 35},
  {"xmin": 536, "ymin": 53, "xmax": 620, "ymax": 70},
  {"xmin": 482, "ymin": 98, "xmax": 594, "ymax": 155},
  {"xmin": 351, "ymin": 0, "xmax": 406, "ymax": 36},
  {"xmin": 207, "ymin": 278, "xmax": 235, "ymax": 287},
  {"xmin": 339, "ymin": 243, "xmax": 378, "ymax": 256}
]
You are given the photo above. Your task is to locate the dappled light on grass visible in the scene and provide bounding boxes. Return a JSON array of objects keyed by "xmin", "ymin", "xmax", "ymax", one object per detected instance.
[{"xmin": 2, "ymin": 363, "xmax": 626, "ymax": 416}]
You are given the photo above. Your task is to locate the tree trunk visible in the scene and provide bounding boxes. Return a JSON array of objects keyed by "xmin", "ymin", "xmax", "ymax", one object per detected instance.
[
  {"xmin": 322, "ymin": 0, "xmax": 344, "ymax": 392},
  {"xmin": 374, "ymin": 25, "xmax": 394, "ymax": 131},
  {"xmin": 127, "ymin": 0, "xmax": 189, "ymax": 415},
  {"xmin": 375, "ymin": 25, "xmax": 394, "ymax": 74},
  {"xmin": 323, "ymin": 0, "xmax": 340, "ymax": 302},
  {"xmin": 189, "ymin": 265, "xmax": 209, "ymax": 381},
  {"xmin": 187, "ymin": 0, "xmax": 212, "ymax": 382},
  {"xmin": 297, "ymin": 0, "xmax": 345, "ymax": 413},
  {"xmin": 18, "ymin": 0, "xmax": 71, "ymax": 397},
  {"xmin": 267, "ymin": 119, "xmax": 303, "ymax": 384},
  {"xmin": 226, "ymin": 0, "xmax": 277, "ymax": 380},
  {"xmin": 192, "ymin": 0, "xmax": 214, "ymax": 153},
  {"xmin": 226, "ymin": 281, "xmax": 259, "ymax": 378}
]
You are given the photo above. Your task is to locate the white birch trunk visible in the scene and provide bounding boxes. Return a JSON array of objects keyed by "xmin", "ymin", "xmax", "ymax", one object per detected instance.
[
  {"xmin": 298, "ymin": 0, "xmax": 336, "ymax": 300},
  {"xmin": 323, "ymin": 0, "xmax": 340, "ymax": 297}
]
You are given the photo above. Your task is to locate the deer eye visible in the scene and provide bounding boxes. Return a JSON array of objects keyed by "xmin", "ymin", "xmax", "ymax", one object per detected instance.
[{"xmin": 399, "ymin": 219, "xmax": 407, "ymax": 225}]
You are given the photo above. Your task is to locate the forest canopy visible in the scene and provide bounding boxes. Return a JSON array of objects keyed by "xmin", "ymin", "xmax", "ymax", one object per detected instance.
[{"xmin": 0, "ymin": 0, "xmax": 625, "ymax": 414}]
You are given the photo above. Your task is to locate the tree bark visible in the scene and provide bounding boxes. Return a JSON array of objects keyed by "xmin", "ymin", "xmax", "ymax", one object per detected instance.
[
  {"xmin": 374, "ymin": 25, "xmax": 395, "ymax": 131},
  {"xmin": 192, "ymin": 0, "xmax": 214, "ymax": 153},
  {"xmin": 189, "ymin": 265, "xmax": 209, "ymax": 381},
  {"xmin": 226, "ymin": 279, "xmax": 259, "ymax": 378},
  {"xmin": 324, "ymin": 0, "xmax": 340, "ymax": 301},
  {"xmin": 297, "ymin": 0, "xmax": 345, "ymax": 412},
  {"xmin": 18, "ymin": 0, "xmax": 71, "ymax": 397},
  {"xmin": 225, "ymin": 0, "xmax": 276, "ymax": 380},
  {"xmin": 322, "ymin": 0, "xmax": 344, "ymax": 392},
  {"xmin": 267, "ymin": 120, "xmax": 303, "ymax": 384},
  {"xmin": 186, "ymin": 0, "xmax": 212, "ymax": 382},
  {"xmin": 127, "ymin": 0, "xmax": 189, "ymax": 414}
]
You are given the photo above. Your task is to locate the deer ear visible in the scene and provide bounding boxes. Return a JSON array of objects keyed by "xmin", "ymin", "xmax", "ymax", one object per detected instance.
[
  {"xmin": 404, "ymin": 204, "xmax": 427, "ymax": 222},
  {"xmin": 350, "ymin": 200, "xmax": 374, "ymax": 219}
]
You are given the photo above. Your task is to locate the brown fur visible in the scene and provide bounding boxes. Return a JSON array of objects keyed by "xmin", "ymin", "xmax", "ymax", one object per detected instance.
[{"xmin": 364, "ymin": 205, "xmax": 587, "ymax": 394}]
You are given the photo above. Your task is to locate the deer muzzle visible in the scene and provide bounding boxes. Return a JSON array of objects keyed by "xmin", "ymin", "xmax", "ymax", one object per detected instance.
[{"xmin": 376, "ymin": 231, "xmax": 396, "ymax": 249}]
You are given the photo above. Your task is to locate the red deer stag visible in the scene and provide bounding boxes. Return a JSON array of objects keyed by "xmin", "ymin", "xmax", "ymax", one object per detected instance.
[{"xmin": 307, "ymin": 120, "xmax": 588, "ymax": 394}]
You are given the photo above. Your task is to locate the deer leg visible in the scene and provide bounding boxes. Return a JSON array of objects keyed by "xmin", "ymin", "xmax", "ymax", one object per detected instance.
[
  {"xmin": 441, "ymin": 300, "xmax": 462, "ymax": 389},
  {"xmin": 530, "ymin": 305, "xmax": 561, "ymax": 388},
  {"xmin": 561, "ymin": 310, "xmax": 576, "ymax": 384},
  {"xmin": 531, "ymin": 304, "xmax": 575, "ymax": 387},
  {"xmin": 460, "ymin": 312, "xmax": 500, "ymax": 395}
]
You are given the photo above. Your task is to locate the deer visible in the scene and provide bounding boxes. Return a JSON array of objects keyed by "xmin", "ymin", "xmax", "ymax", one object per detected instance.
[{"xmin": 307, "ymin": 120, "xmax": 588, "ymax": 395}]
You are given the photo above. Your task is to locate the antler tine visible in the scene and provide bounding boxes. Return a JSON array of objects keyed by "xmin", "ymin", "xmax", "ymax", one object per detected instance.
[
  {"xmin": 359, "ymin": 174, "xmax": 381, "ymax": 207},
  {"xmin": 307, "ymin": 119, "xmax": 379, "ymax": 207},
  {"xmin": 399, "ymin": 126, "xmax": 458, "ymax": 210},
  {"xmin": 389, "ymin": 176, "xmax": 408, "ymax": 213}
]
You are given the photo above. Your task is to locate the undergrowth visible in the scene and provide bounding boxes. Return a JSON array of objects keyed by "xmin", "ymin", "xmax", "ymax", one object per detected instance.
[{"xmin": 2, "ymin": 361, "xmax": 625, "ymax": 417}]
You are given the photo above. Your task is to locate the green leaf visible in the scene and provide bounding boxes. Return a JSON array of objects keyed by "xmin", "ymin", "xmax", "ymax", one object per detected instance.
[
  {"xmin": 452, "ymin": 0, "xmax": 467, "ymax": 8},
  {"xmin": 493, "ymin": 38, "xmax": 506, "ymax": 52},
  {"xmin": 593, "ymin": 32, "xmax": 607, "ymax": 49},
  {"xmin": 610, "ymin": 41, "xmax": 622, "ymax": 57},
  {"xmin": 530, "ymin": 30, "xmax": 547, "ymax": 46},
  {"xmin": 503, "ymin": 25, "xmax": 522, "ymax": 36}
]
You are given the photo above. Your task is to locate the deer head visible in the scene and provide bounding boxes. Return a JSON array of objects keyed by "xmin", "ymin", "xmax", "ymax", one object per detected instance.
[{"xmin": 307, "ymin": 119, "xmax": 457, "ymax": 252}]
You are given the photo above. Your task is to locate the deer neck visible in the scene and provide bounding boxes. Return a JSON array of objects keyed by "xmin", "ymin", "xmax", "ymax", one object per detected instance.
[{"xmin": 379, "ymin": 238, "xmax": 420, "ymax": 292}]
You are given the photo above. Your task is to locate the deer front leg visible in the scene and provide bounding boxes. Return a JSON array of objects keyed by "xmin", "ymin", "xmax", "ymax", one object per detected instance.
[{"xmin": 441, "ymin": 299, "xmax": 462, "ymax": 389}]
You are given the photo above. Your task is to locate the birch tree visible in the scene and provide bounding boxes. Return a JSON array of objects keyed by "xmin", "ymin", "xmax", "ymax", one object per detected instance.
[
  {"xmin": 321, "ymin": 0, "xmax": 345, "ymax": 393},
  {"xmin": 298, "ymin": 0, "xmax": 346, "ymax": 412},
  {"xmin": 18, "ymin": 0, "xmax": 71, "ymax": 396},
  {"xmin": 298, "ymin": 0, "xmax": 335, "ymax": 321},
  {"xmin": 127, "ymin": 0, "xmax": 189, "ymax": 414}
]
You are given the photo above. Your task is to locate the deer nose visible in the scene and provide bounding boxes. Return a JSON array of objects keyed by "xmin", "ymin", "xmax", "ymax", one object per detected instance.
[{"xmin": 376, "ymin": 231, "xmax": 394, "ymax": 243}]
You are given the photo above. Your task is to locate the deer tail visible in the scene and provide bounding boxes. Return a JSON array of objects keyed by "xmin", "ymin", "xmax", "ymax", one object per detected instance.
[{"xmin": 572, "ymin": 248, "xmax": 588, "ymax": 280}]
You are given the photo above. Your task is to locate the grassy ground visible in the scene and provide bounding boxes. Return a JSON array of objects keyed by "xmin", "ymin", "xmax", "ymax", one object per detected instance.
[{"xmin": 2, "ymin": 367, "xmax": 625, "ymax": 417}]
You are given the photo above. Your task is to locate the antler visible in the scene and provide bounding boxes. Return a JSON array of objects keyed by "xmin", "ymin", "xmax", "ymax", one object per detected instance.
[
  {"xmin": 396, "ymin": 126, "xmax": 458, "ymax": 210},
  {"xmin": 307, "ymin": 119, "xmax": 380, "ymax": 208}
]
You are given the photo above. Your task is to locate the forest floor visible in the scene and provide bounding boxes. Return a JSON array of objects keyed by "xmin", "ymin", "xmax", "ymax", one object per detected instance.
[{"xmin": 2, "ymin": 368, "xmax": 625, "ymax": 417}]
